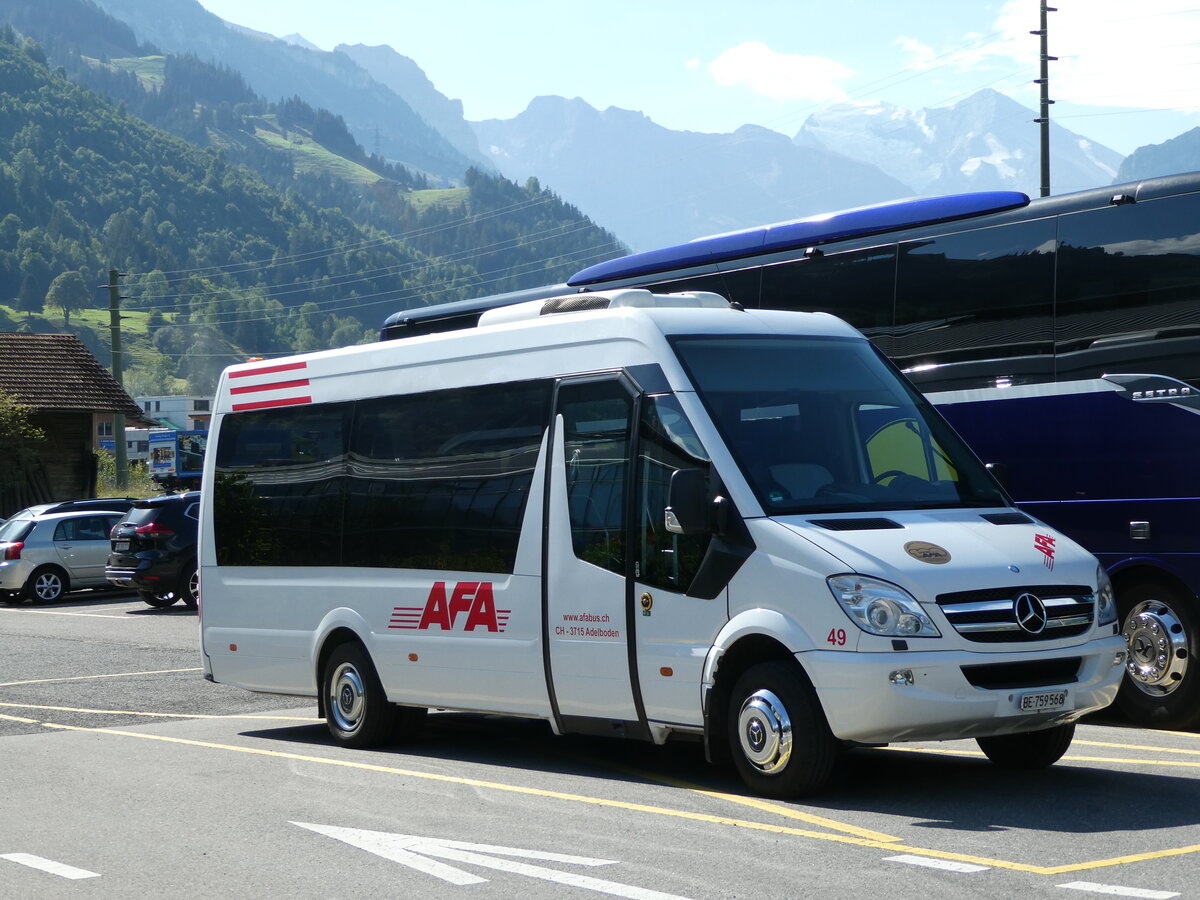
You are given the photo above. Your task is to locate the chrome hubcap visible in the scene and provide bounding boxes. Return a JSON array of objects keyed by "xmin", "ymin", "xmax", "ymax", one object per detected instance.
[
  {"xmin": 1123, "ymin": 599, "xmax": 1189, "ymax": 697},
  {"xmin": 329, "ymin": 663, "xmax": 366, "ymax": 732},
  {"xmin": 737, "ymin": 689, "xmax": 792, "ymax": 775}
]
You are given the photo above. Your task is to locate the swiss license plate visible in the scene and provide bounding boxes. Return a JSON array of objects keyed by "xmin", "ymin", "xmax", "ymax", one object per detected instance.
[
  {"xmin": 113, "ymin": 541, "xmax": 130, "ymax": 552},
  {"xmin": 1019, "ymin": 689, "xmax": 1067, "ymax": 712}
]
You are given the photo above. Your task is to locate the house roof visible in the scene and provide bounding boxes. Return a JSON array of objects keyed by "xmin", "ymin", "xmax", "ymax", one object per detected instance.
[{"xmin": 0, "ymin": 333, "xmax": 143, "ymax": 416}]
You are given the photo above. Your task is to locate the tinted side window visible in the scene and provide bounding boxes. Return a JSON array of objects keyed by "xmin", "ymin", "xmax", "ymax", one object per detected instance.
[
  {"xmin": 893, "ymin": 219, "xmax": 1056, "ymax": 391},
  {"xmin": 213, "ymin": 404, "xmax": 350, "ymax": 566},
  {"xmin": 345, "ymin": 380, "xmax": 551, "ymax": 573},
  {"xmin": 1057, "ymin": 194, "xmax": 1200, "ymax": 385},
  {"xmin": 53, "ymin": 516, "xmax": 115, "ymax": 542},
  {"xmin": 759, "ymin": 247, "xmax": 897, "ymax": 354},
  {"xmin": 636, "ymin": 395, "xmax": 711, "ymax": 592},
  {"xmin": 559, "ymin": 381, "xmax": 632, "ymax": 575}
]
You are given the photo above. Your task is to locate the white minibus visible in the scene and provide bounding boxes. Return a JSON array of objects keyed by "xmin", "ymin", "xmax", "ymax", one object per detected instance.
[{"xmin": 199, "ymin": 289, "xmax": 1126, "ymax": 796}]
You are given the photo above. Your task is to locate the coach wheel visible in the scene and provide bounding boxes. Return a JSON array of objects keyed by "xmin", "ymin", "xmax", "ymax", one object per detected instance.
[
  {"xmin": 727, "ymin": 661, "xmax": 837, "ymax": 798},
  {"xmin": 25, "ymin": 567, "xmax": 68, "ymax": 603},
  {"xmin": 1116, "ymin": 581, "xmax": 1200, "ymax": 729},
  {"xmin": 324, "ymin": 642, "xmax": 397, "ymax": 749},
  {"xmin": 976, "ymin": 723, "xmax": 1075, "ymax": 769}
]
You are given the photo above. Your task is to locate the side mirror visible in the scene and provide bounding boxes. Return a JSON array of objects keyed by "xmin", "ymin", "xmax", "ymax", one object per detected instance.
[{"xmin": 665, "ymin": 468, "xmax": 709, "ymax": 535}]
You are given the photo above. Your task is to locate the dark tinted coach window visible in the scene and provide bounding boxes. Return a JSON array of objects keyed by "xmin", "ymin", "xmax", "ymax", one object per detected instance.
[
  {"xmin": 344, "ymin": 380, "xmax": 552, "ymax": 573},
  {"xmin": 214, "ymin": 404, "xmax": 350, "ymax": 567}
]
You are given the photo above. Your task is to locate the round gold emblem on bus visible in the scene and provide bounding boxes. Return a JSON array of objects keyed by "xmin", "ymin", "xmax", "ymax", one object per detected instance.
[
  {"xmin": 640, "ymin": 593, "xmax": 653, "ymax": 615},
  {"xmin": 904, "ymin": 541, "xmax": 951, "ymax": 565}
]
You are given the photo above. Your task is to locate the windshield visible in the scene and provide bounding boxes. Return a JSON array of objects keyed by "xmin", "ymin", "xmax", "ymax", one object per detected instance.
[{"xmin": 671, "ymin": 335, "xmax": 1008, "ymax": 514}]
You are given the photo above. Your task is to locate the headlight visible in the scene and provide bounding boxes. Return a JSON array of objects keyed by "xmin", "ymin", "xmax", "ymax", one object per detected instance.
[
  {"xmin": 1096, "ymin": 565, "xmax": 1117, "ymax": 626},
  {"xmin": 827, "ymin": 575, "xmax": 941, "ymax": 637}
]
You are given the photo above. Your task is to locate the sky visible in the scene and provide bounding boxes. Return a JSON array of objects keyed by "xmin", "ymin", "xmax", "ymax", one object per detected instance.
[{"xmin": 191, "ymin": 0, "xmax": 1200, "ymax": 157}]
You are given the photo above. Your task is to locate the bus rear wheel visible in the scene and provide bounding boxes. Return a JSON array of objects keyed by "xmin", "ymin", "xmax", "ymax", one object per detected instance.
[
  {"xmin": 976, "ymin": 723, "xmax": 1074, "ymax": 769},
  {"xmin": 323, "ymin": 642, "xmax": 400, "ymax": 749},
  {"xmin": 727, "ymin": 661, "xmax": 838, "ymax": 798},
  {"xmin": 1116, "ymin": 581, "xmax": 1200, "ymax": 729}
]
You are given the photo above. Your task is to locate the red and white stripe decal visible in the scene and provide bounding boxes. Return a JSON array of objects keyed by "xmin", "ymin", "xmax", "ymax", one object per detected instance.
[{"xmin": 228, "ymin": 361, "xmax": 312, "ymax": 411}]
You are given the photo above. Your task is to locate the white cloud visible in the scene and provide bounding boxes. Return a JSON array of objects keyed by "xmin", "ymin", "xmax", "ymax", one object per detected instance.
[
  {"xmin": 708, "ymin": 41, "xmax": 853, "ymax": 103},
  {"xmin": 686, "ymin": 57, "xmax": 700, "ymax": 70},
  {"xmin": 907, "ymin": 0, "xmax": 1200, "ymax": 112}
]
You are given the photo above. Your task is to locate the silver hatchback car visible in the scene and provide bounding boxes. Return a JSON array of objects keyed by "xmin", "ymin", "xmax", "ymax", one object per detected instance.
[{"xmin": 0, "ymin": 509, "xmax": 127, "ymax": 603}]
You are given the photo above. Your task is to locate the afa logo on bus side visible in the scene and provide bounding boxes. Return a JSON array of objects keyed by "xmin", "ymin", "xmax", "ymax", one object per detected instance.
[{"xmin": 389, "ymin": 582, "xmax": 512, "ymax": 633}]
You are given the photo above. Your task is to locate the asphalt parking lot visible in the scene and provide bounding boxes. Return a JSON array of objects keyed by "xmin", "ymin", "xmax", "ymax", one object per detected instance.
[{"xmin": 2, "ymin": 590, "xmax": 1199, "ymax": 899}]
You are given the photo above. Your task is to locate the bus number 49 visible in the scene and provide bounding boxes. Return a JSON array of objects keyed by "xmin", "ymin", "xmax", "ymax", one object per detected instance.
[{"xmin": 827, "ymin": 628, "xmax": 847, "ymax": 647}]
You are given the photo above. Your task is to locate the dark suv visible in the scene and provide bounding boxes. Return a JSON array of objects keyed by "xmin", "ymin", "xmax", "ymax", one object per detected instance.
[{"xmin": 106, "ymin": 492, "xmax": 200, "ymax": 609}]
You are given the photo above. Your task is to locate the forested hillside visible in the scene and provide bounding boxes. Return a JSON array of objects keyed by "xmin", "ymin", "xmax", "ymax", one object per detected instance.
[{"xmin": 0, "ymin": 3, "xmax": 625, "ymax": 394}]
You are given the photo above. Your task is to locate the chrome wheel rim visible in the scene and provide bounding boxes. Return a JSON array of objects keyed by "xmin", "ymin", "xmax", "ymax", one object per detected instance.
[
  {"xmin": 34, "ymin": 573, "xmax": 63, "ymax": 601},
  {"xmin": 187, "ymin": 570, "xmax": 200, "ymax": 605},
  {"xmin": 1123, "ymin": 599, "xmax": 1189, "ymax": 697},
  {"xmin": 737, "ymin": 689, "xmax": 792, "ymax": 775},
  {"xmin": 329, "ymin": 663, "xmax": 366, "ymax": 734}
]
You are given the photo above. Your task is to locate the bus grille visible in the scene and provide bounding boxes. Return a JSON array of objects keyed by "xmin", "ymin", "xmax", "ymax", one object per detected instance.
[
  {"xmin": 961, "ymin": 657, "xmax": 1082, "ymax": 689},
  {"xmin": 935, "ymin": 585, "xmax": 1094, "ymax": 643}
]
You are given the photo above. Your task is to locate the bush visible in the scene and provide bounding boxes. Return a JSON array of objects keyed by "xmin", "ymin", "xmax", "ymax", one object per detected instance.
[{"xmin": 94, "ymin": 450, "xmax": 159, "ymax": 498}]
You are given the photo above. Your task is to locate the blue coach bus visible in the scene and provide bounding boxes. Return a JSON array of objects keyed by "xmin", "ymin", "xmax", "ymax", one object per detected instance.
[{"xmin": 383, "ymin": 170, "xmax": 1200, "ymax": 730}]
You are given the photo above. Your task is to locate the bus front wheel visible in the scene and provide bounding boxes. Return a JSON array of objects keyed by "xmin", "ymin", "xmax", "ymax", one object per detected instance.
[
  {"xmin": 1116, "ymin": 581, "xmax": 1200, "ymax": 729},
  {"xmin": 727, "ymin": 661, "xmax": 838, "ymax": 798},
  {"xmin": 323, "ymin": 642, "xmax": 397, "ymax": 749},
  {"xmin": 976, "ymin": 723, "xmax": 1074, "ymax": 768}
]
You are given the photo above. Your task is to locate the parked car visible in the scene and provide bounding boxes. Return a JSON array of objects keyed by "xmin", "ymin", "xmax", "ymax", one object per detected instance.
[
  {"xmin": 8, "ymin": 498, "xmax": 137, "ymax": 519},
  {"xmin": 0, "ymin": 508, "xmax": 129, "ymax": 603},
  {"xmin": 106, "ymin": 492, "xmax": 200, "ymax": 609}
]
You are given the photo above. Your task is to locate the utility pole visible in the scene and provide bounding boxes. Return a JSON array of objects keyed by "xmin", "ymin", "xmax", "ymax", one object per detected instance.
[
  {"xmin": 107, "ymin": 269, "xmax": 128, "ymax": 490},
  {"xmin": 1032, "ymin": 2, "xmax": 1057, "ymax": 198}
]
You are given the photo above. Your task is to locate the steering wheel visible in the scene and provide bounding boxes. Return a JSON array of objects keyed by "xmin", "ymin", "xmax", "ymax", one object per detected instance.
[{"xmin": 872, "ymin": 469, "xmax": 910, "ymax": 484}]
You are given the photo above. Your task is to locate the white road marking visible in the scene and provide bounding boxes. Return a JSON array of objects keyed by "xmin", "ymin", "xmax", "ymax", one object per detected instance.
[
  {"xmin": 0, "ymin": 853, "xmax": 100, "ymax": 880},
  {"xmin": 885, "ymin": 853, "xmax": 990, "ymax": 873},
  {"xmin": 1058, "ymin": 882, "xmax": 1180, "ymax": 899},
  {"xmin": 293, "ymin": 823, "xmax": 693, "ymax": 899}
]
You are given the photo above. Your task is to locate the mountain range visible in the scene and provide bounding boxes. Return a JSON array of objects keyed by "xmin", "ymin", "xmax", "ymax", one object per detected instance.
[
  {"xmin": 83, "ymin": 0, "xmax": 1200, "ymax": 252},
  {"xmin": 12, "ymin": 0, "xmax": 1200, "ymax": 266}
]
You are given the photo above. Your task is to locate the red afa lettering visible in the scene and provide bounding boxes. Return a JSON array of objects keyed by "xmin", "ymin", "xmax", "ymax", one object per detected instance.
[{"xmin": 391, "ymin": 581, "xmax": 510, "ymax": 632}]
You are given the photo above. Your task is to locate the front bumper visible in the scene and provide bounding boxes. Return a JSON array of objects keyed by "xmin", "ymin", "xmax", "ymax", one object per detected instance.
[{"xmin": 802, "ymin": 632, "xmax": 1127, "ymax": 744}]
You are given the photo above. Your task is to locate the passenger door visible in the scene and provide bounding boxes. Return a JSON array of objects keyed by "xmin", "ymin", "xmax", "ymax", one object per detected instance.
[
  {"xmin": 629, "ymin": 394, "xmax": 725, "ymax": 727},
  {"xmin": 54, "ymin": 515, "xmax": 120, "ymax": 585},
  {"xmin": 545, "ymin": 376, "xmax": 642, "ymax": 730}
]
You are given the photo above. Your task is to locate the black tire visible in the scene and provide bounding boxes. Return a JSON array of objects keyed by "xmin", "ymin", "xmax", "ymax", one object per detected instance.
[
  {"xmin": 1115, "ymin": 580, "xmax": 1200, "ymax": 729},
  {"xmin": 323, "ymin": 642, "xmax": 399, "ymax": 749},
  {"xmin": 727, "ymin": 660, "xmax": 838, "ymax": 798},
  {"xmin": 138, "ymin": 589, "xmax": 178, "ymax": 609},
  {"xmin": 24, "ymin": 566, "xmax": 68, "ymax": 603},
  {"xmin": 178, "ymin": 565, "xmax": 199, "ymax": 610},
  {"xmin": 976, "ymin": 723, "xmax": 1075, "ymax": 769}
]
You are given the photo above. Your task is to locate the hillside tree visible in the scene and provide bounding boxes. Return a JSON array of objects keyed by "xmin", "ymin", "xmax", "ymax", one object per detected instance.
[{"xmin": 44, "ymin": 269, "xmax": 91, "ymax": 326}]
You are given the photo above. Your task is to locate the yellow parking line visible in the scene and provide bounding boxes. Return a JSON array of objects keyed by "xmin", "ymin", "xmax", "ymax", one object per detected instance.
[
  {"xmin": 0, "ymin": 701, "xmax": 319, "ymax": 721},
  {"xmin": 0, "ymin": 667, "xmax": 201, "ymax": 687},
  {"xmin": 884, "ymin": 744, "xmax": 1200, "ymax": 768},
  {"xmin": 1074, "ymin": 739, "xmax": 1200, "ymax": 756},
  {"xmin": 0, "ymin": 712, "xmax": 41, "ymax": 724},
  {"xmin": 602, "ymin": 763, "xmax": 901, "ymax": 843},
  {"xmin": 31, "ymin": 720, "xmax": 1200, "ymax": 876}
]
